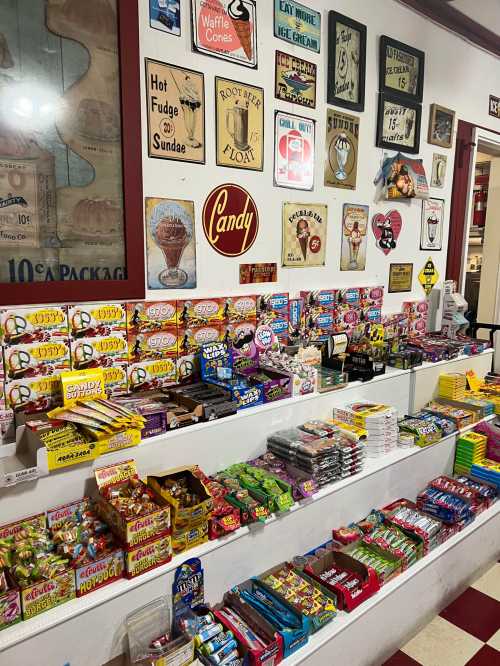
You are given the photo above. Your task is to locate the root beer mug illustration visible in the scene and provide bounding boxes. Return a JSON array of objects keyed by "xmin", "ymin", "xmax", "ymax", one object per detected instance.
[{"xmin": 226, "ymin": 101, "xmax": 250, "ymax": 151}]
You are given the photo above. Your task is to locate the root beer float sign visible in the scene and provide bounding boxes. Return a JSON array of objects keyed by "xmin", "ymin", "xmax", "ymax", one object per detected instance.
[{"xmin": 202, "ymin": 184, "xmax": 259, "ymax": 257}]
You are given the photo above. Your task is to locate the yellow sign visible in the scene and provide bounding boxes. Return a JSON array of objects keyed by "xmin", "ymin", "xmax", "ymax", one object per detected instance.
[
  {"xmin": 60, "ymin": 368, "xmax": 106, "ymax": 406},
  {"xmin": 46, "ymin": 441, "xmax": 97, "ymax": 471},
  {"xmin": 466, "ymin": 370, "xmax": 482, "ymax": 392},
  {"xmin": 418, "ymin": 257, "xmax": 439, "ymax": 296}
]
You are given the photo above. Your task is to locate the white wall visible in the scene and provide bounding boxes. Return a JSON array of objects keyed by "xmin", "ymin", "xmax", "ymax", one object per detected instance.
[{"xmin": 138, "ymin": 0, "xmax": 500, "ymax": 313}]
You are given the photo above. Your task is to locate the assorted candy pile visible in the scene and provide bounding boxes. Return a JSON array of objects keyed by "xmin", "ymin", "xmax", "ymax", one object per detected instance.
[{"xmin": 104, "ymin": 477, "xmax": 161, "ymax": 521}]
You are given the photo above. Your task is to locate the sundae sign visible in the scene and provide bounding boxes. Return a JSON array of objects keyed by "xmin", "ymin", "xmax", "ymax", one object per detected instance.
[
  {"xmin": 275, "ymin": 51, "xmax": 317, "ymax": 109},
  {"xmin": 325, "ymin": 109, "xmax": 359, "ymax": 190},
  {"xmin": 202, "ymin": 184, "xmax": 259, "ymax": 257},
  {"xmin": 282, "ymin": 202, "xmax": 327, "ymax": 268},
  {"xmin": 192, "ymin": 0, "xmax": 257, "ymax": 68}
]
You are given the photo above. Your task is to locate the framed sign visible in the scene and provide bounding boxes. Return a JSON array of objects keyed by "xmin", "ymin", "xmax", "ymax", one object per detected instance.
[
  {"xmin": 149, "ymin": 0, "xmax": 181, "ymax": 36},
  {"xmin": 379, "ymin": 36, "xmax": 424, "ymax": 103},
  {"xmin": 420, "ymin": 198, "xmax": 444, "ymax": 251},
  {"xmin": 428, "ymin": 104, "xmax": 455, "ymax": 148},
  {"xmin": 240, "ymin": 263, "xmax": 278, "ymax": 284},
  {"xmin": 274, "ymin": 0, "xmax": 321, "ymax": 53},
  {"xmin": 274, "ymin": 111, "xmax": 315, "ymax": 190},
  {"xmin": 324, "ymin": 109, "xmax": 359, "ymax": 190},
  {"xmin": 145, "ymin": 59, "xmax": 205, "ymax": 164},
  {"xmin": 275, "ymin": 51, "xmax": 317, "ymax": 109},
  {"xmin": 377, "ymin": 93, "xmax": 421, "ymax": 153},
  {"xmin": 327, "ymin": 12, "xmax": 366, "ymax": 112},
  {"xmin": 430, "ymin": 153, "xmax": 447, "ymax": 188},
  {"xmin": 341, "ymin": 204, "xmax": 368, "ymax": 271},
  {"xmin": 0, "ymin": 0, "xmax": 144, "ymax": 305},
  {"xmin": 191, "ymin": 0, "xmax": 257, "ymax": 69},
  {"xmin": 388, "ymin": 263, "xmax": 413, "ymax": 293},
  {"xmin": 282, "ymin": 202, "xmax": 327, "ymax": 268},
  {"xmin": 489, "ymin": 95, "xmax": 500, "ymax": 119},
  {"xmin": 215, "ymin": 77, "xmax": 264, "ymax": 171}
]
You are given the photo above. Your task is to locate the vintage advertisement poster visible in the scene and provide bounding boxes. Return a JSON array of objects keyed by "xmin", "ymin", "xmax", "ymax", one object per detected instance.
[
  {"xmin": 372, "ymin": 210, "xmax": 402, "ymax": 256},
  {"xmin": 145, "ymin": 198, "xmax": 197, "ymax": 289},
  {"xmin": 192, "ymin": 0, "xmax": 257, "ymax": 68},
  {"xmin": 489, "ymin": 95, "xmax": 500, "ymax": 119},
  {"xmin": 419, "ymin": 257, "xmax": 439, "ymax": 296},
  {"xmin": 333, "ymin": 20, "xmax": 360, "ymax": 104},
  {"xmin": 215, "ymin": 77, "xmax": 264, "ymax": 171},
  {"xmin": 149, "ymin": 0, "xmax": 181, "ymax": 36},
  {"xmin": 202, "ymin": 184, "xmax": 259, "ymax": 257},
  {"xmin": 282, "ymin": 202, "xmax": 327, "ymax": 268},
  {"xmin": 430, "ymin": 153, "xmax": 447, "ymax": 188},
  {"xmin": 145, "ymin": 59, "xmax": 205, "ymax": 163},
  {"xmin": 275, "ymin": 51, "xmax": 317, "ymax": 109},
  {"xmin": 274, "ymin": 0, "xmax": 321, "ymax": 53},
  {"xmin": 341, "ymin": 204, "xmax": 368, "ymax": 271},
  {"xmin": 274, "ymin": 112, "xmax": 315, "ymax": 190},
  {"xmin": 388, "ymin": 263, "xmax": 413, "ymax": 293},
  {"xmin": 420, "ymin": 198, "xmax": 444, "ymax": 251},
  {"xmin": 240, "ymin": 263, "xmax": 278, "ymax": 284},
  {"xmin": 379, "ymin": 97, "xmax": 418, "ymax": 150},
  {"xmin": 324, "ymin": 109, "xmax": 359, "ymax": 189},
  {"xmin": 383, "ymin": 42, "xmax": 420, "ymax": 97}
]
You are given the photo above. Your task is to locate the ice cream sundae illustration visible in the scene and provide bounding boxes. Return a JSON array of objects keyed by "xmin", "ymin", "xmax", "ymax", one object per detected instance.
[
  {"xmin": 344, "ymin": 220, "xmax": 363, "ymax": 269},
  {"xmin": 150, "ymin": 202, "xmax": 193, "ymax": 287},
  {"xmin": 296, "ymin": 218, "xmax": 310, "ymax": 261},
  {"xmin": 281, "ymin": 69, "xmax": 314, "ymax": 96},
  {"xmin": 426, "ymin": 214, "xmax": 439, "ymax": 247},
  {"xmin": 334, "ymin": 133, "xmax": 350, "ymax": 181},
  {"xmin": 175, "ymin": 74, "xmax": 202, "ymax": 148},
  {"xmin": 228, "ymin": 0, "xmax": 253, "ymax": 61}
]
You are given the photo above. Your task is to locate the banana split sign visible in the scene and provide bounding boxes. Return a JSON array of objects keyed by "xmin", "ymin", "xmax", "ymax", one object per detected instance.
[{"xmin": 202, "ymin": 183, "xmax": 259, "ymax": 257}]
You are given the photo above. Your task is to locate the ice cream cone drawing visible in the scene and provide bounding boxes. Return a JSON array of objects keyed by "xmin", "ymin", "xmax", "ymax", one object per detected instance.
[
  {"xmin": 296, "ymin": 218, "xmax": 310, "ymax": 260},
  {"xmin": 228, "ymin": 0, "xmax": 253, "ymax": 61}
]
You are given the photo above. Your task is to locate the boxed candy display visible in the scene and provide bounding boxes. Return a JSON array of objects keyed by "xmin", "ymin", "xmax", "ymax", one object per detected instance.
[
  {"xmin": 259, "ymin": 349, "xmax": 317, "ymax": 396},
  {"xmin": 126, "ymin": 301, "xmax": 177, "ymax": 333},
  {"xmin": 333, "ymin": 403, "xmax": 398, "ymax": 457},
  {"xmin": 0, "ymin": 306, "xmax": 68, "ymax": 346},
  {"xmin": 454, "ymin": 432, "xmax": 488, "ymax": 475},
  {"xmin": 222, "ymin": 464, "xmax": 294, "ymax": 514},
  {"xmin": 203, "ymin": 479, "xmax": 241, "ymax": 540},
  {"xmin": 248, "ymin": 452, "xmax": 318, "ymax": 502},
  {"xmin": 423, "ymin": 401, "xmax": 475, "ymax": 429},
  {"xmin": 167, "ymin": 382, "xmax": 237, "ymax": 422},
  {"xmin": 177, "ymin": 299, "xmax": 226, "ymax": 327},
  {"xmin": 382, "ymin": 500, "xmax": 442, "ymax": 553},
  {"xmin": 212, "ymin": 471, "xmax": 270, "ymax": 525},
  {"xmin": 3, "ymin": 340, "xmax": 71, "ymax": 380},
  {"xmin": 178, "ymin": 325, "xmax": 225, "ymax": 355},
  {"xmin": 128, "ymin": 328, "xmax": 178, "ymax": 362},
  {"xmin": 345, "ymin": 541, "xmax": 402, "ymax": 584},
  {"xmin": 257, "ymin": 293, "xmax": 289, "ymax": 340},
  {"xmin": 398, "ymin": 417, "xmax": 442, "ymax": 448},
  {"xmin": 46, "ymin": 498, "xmax": 124, "ymax": 597},
  {"xmin": 68, "ymin": 303, "xmax": 126, "ymax": 338},
  {"xmin": 0, "ymin": 568, "xmax": 21, "ymax": 631}
]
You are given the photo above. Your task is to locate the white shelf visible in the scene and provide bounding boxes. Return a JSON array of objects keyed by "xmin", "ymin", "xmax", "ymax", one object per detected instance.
[{"xmin": 413, "ymin": 348, "xmax": 493, "ymax": 372}]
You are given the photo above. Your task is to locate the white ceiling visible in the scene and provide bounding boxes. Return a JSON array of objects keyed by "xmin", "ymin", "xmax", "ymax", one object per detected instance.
[{"xmin": 449, "ymin": 0, "xmax": 500, "ymax": 36}]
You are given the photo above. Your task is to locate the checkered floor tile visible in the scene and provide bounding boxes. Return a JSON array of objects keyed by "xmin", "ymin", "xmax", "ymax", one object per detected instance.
[{"xmin": 383, "ymin": 563, "xmax": 500, "ymax": 666}]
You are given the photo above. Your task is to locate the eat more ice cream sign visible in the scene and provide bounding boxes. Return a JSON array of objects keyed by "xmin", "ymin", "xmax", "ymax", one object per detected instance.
[{"xmin": 274, "ymin": 0, "xmax": 321, "ymax": 53}]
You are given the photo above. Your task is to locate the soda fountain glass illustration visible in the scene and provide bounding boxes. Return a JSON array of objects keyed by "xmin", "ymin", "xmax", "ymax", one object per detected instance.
[
  {"xmin": 151, "ymin": 202, "xmax": 192, "ymax": 287},
  {"xmin": 178, "ymin": 75, "xmax": 201, "ymax": 148},
  {"xmin": 347, "ymin": 221, "xmax": 361, "ymax": 269},
  {"xmin": 427, "ymin": 214, "xmax": 439, "ymax": 246},
  {"xmin": 334, "ymin": 133, "xmax": 350, "ymax": 180}
]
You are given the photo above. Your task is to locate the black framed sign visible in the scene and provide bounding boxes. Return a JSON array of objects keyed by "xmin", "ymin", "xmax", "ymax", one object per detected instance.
[
  {"xmin": 327, "ymin": 11, "xmax": 366, "ymax": 112},
  {"xmin": 379, "ymin": 36, "xmax": 424, "ymax": 103},
  {"xmin": 376, "ymin": 93, "xmax": 421, "ymax": 154}
]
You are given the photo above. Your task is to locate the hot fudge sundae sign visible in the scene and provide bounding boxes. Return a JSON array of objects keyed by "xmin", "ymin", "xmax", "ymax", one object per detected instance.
[
  {"xmin": 145, "ymin": 59, "xmax": 205, "ymax": 163},
  {"xmin": 282, "ymin": 202, "xmax": 327, "ymax": 268}
]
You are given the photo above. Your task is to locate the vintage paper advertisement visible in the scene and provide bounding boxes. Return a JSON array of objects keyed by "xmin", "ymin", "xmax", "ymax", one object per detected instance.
[
  {"xmin": 145, "ymin": 198, "xmax": 197, "ymax": 289},
  {"xmin": 215, "ymin": 77, "xmax": 263, "ymax": 171},
  {"xmin": 388, "ymin": 263, "xmax": 413, "ymax": 293},
  {"xmin": 192, "ymin": 0, "xmax": 257, "ymax": 68},
  {"xmin": 420, "ymin": 198, "xmax": 444, "ymax": 251},
  {"xmin": 240, "ymin": 263, "xmax": 278, "ymax": 284},
  {"xmin": 275, "ymin": 51, "xmax": 316, "ymax": 109},
  {"xmin": 341, "ymin": 204, "xmax": 368, "ymax": 271},
  {"xmin": 274, "ymin": 0, "xmax": 321, "ymax": 53},
  {"xmin": 333, "ymin": 20, "xmax": 360, "ymax": 104},
  {"xmin": 372, "ymin": 210, "xmax": 402, "ymax": 256},
  {"xmin": 149, "ymin": 0, "xmax": 181, "ymax": 36},
  {"xmin": 380, "ymin": 98, "xmax": 417, "ymax": 149},
  {"xmin": 145, "ymin": 59, "xmax": 205, "ymax": 163},
  {"xmin": 430, "ymin": 153, "xmax": 447, "ymax": 188},
  {"xmin": 383, "ymin": 43, "xmax": 419, "ymax": 97},
  {"xmin": 324, "ymin": 109, "xmax": 359, "ymax": 190},
  {"xmin": 274, "ymin": 112, "xmax": 315, "ymax": 190},
  {"xmin": 282, "ymin": 202, "xmax": 327, "ymax": 268}
]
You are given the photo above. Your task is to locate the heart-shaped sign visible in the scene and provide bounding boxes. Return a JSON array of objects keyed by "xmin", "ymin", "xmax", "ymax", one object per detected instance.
[{"xmin": 372, "ymin": 210, "xmax": 402, "ymax": 256}]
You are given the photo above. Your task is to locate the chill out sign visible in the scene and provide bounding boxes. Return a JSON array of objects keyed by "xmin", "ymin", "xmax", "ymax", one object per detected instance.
[{"xmin": 274, "ymin": 0, "xmax": 321, "ymax": 53}]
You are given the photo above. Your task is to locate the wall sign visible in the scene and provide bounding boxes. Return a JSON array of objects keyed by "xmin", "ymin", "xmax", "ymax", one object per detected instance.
[
  {"xmin": 372, "ymin": 210, "xmax": 402, "ymax": 255},
  {"xmin": 420, "ymin": 198, "xmax": 444, "ymax": 251},
  {"xmin": 275, "ymin": 51, "xmax": 317, "ymax": 109},
  {"xmin": 428, "ymin": 104, "xmax": 455, "ymax": 149},
  {"xmin": 274, "ymin": 0, "xmax": 321, "ymax": 53},
  {"xmin": 274, "ymin": 111, "xmax": 315, "ymax": 190},
  {"xmin": 202, "ymin": 184, "xmax": 259, "ymax": 257},
  {"xmin": 240, "ymin": 263, "xmax": 278, "ymax": 284},
  {"xmin": 388, "ymin": 263, "xmax": 413, "ymax": 293},
  {"xmin": 430, "ymin": 153, "xmax": 447, "ymax": 188},
  {"xmin": 145, "ymin": 59, "xmax": 205, "ymax": 163},
  {"xmin": 419, "ymin": 257, "xmax": 439, "ymax": 296},
  {"xmin": 327, "ymin": 11, "xmax": 366, "ymax": 112},
  {"xmin": 341, "ymin": 204, "xmax": 368, "ymax": 271},
  {"xmin": 191, "ymin": 0, "xmax": 257, "ymax": 68},
  {"xmin": 282, "ymin": 202, "xmax": 327, "ymax": 268},
  {"xmin": 376, "ymin": 92, "xmax": 421, "ymax": 154},
  {"xmin": 215, "ymin": 77, "xmax": 264, "ymax": 171},
  {"xmin": 379, "ymin": 36, "xmax": 424, "ymax": 102},
  {"xmin": 489, "ymin": 95, "xmax": 500, "ymax": 119},
  {"xmin": 149, "ymin": 0, "xmax": 181, "ymax": 36},
  {"xmin": 324, "ymin": 109, "xmax": 359, "ymax": 190}
]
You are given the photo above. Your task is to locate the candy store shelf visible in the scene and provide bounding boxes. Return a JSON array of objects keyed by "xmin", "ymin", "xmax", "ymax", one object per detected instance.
[
  {"xmin": 412, "ymin": 348, "xmax": 494, "ymax": 372},
  {"xmin": 458, "ymin": 413, "xmax": 496, "ymax": 435},
  {"xmin": 284, "ymin": 500, "xmax": 500, "ymax": 666}
]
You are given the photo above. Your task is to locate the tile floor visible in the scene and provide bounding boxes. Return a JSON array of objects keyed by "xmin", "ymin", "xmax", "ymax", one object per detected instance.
[{"xmin": 383, "ymin": 562, "xmax": 500, "ymax": 666}]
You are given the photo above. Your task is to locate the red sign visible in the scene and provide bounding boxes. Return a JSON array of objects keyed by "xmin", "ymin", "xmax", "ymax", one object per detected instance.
[
  {"xmin": 202, "ymin": 184, "xmax": 259, "ymax": 257},
  {"xmin": 239, "ymin": 262, "xmax": 277, "ymax": 284}
]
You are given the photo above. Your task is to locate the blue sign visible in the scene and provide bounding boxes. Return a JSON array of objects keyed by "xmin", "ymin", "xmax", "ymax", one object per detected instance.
[
  {"xmin": 274, "ymin": 0, "xmax": 321, "ymax": 53},
  {"xmin": 150, "ymin": 0, "xmax": 181, "ymax": 37}
]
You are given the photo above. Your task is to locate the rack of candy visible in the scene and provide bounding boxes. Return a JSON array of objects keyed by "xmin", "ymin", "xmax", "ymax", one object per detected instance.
[
  {"xmin": 333, "ymin": 403, "xmax": 398, "ymax": 458},
  {"xmin": 454, "ymin": 421, "xmax": 500, "ymax": 488}
]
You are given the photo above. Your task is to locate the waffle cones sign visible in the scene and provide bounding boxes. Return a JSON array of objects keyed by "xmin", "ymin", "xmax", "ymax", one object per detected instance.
[
  {"xmin": 192, "ymin": 0, "xmax": 257, "ymax": 69},
  {"xmin": 282, "ymin": 202, "xmax": 327, "ymax": 268},
  {"xmin": 202, "ymin": 184, "xmax": 259, "ymax": 257}
]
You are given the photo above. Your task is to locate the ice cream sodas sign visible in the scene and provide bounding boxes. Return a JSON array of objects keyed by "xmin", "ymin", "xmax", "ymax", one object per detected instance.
[{"xmin": 202, "ymin": 184, "xmax": 259, "ymax": 257}]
